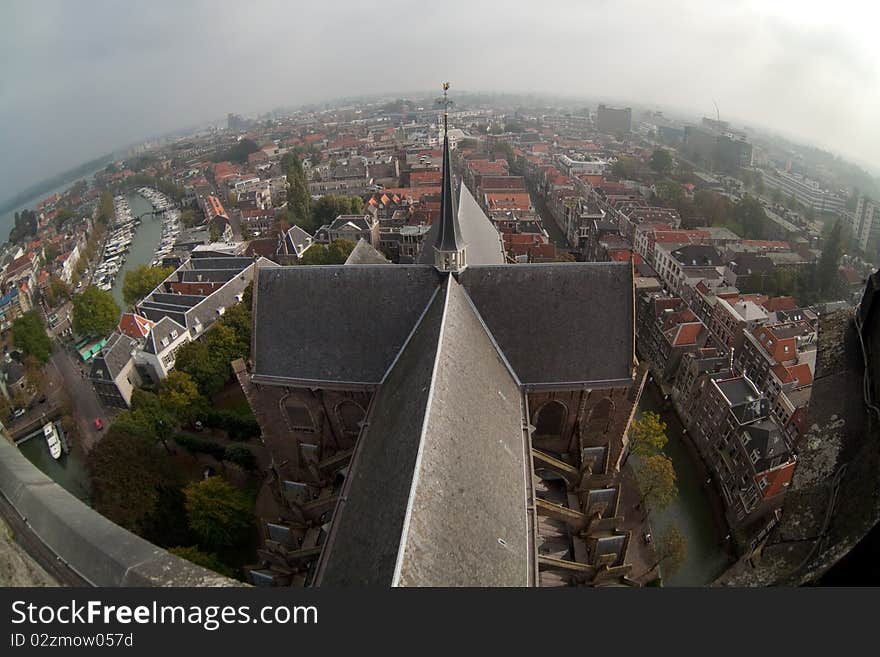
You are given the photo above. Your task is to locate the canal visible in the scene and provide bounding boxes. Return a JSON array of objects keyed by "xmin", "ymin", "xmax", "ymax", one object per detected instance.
[
  {"xmin": 526, "ymin": 180, "xmax": 570, "ymax": 249},
  {"xmin": 17, "ymin": 435, "xmax": 91, "ymax": 503},
  {"xmin": 110, "ymin": 191, "xmax": 166, "ymax": 310},
  {"xmin": 635, "ymin": 381, "xmax": 730, "ymax": 585}
]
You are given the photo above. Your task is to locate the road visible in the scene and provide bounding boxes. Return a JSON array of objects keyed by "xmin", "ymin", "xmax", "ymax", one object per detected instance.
[{"xmin": 49, "ymin": 345, "xmax": 107, "ymax": 452}]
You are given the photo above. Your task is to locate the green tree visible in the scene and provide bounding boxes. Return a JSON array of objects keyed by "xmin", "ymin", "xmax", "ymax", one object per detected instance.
[
  {"xmin": 96, "ymin": 190, "xmax": 114, "ymax": 224},
  {"xmin": 299, "ymin": 239, "xmax": 356, "ymax": 265},
  {"xmin": 72, "ymin": 286, "xmax": 119, "ymax": 337},
  {"xmin": 184, "ymin": 477, "xmax": 254, "ymax": 550},
  {"xmin": 655, "ymin": 181, "xmax": 684, "ymax": 205},
  {"xmin": 160, "ymin": 370, "xmax": 205, "ymax": 425},
  {"xmin": 731, "ymin": 195, "xmax": 767, "ymax": 239},
  {"xmin": 635, "ymin": 454, "xmax": 677, "ymax": 518},
  {"xmin": 284, "ymin": 153, "xmax": 311, "ymax": 226},
  {"xmin": 612, "ymin": 157, "xmax": 639, "ymax": 180},
  {"xmin": 89, "ymin": 427, "xmax": 184, "ymax": 536},
  {"xmin": 629, "ymin": 412, "xmax": 668, "ymax": 459},
  {"xmin": 650, "ymin": 149, "xmax": 673, "ymax": 175},
  {"xmin": 169, "ymin": 546, "xmax": 237, "ymax": 579},
  {"xmin": 23, "ymin": 356, "xmax": 48, "ymax": 396},
  {"xmin": 12, "ymin": 312, "xmax": 52, "ymax": 363},
  {"xmin": 174, "ymin": 339, "xmax": 229, "ymax": 398},
  {"xmin": 46, "ymin": 276, "xmax": 71, "ymax": 307},
  {"xmin": 122, "ymin": 265, "xmax": 173, "ymax": 306},
  {"xmin": 818, "ymin": 219, "xmax": 845, "ymax": 297},
  {"xmin": 650, "ymin": 526, "xmax": 687, "ymax": 579}
]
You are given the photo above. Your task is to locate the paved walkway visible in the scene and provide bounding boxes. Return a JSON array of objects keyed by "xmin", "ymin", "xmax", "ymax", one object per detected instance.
[{"xmin": 618, "ymin": 463, "xmax": 660, "ymax": 584}]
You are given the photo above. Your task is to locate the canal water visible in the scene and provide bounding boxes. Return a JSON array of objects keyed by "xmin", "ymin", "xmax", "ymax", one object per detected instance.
[
  {"xmin": 635, "ymin": 381, "xmax": 730, "ymax": 585},
  {"xmin": 110, "ymin": 192, "xmax": 166, "ymax": 310},
  {"xmin": 17, "ymin": 435, "xmax": 91, "ymax": 503}
]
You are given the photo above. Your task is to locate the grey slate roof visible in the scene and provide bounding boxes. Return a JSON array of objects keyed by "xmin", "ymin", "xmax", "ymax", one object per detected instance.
[
  {"xmin": 90, "ymin": 332, "xmax": 135, "ymax": 380},
  {"xmin": 318, "ymin": 284, "xmax": 446, "ymax": 585},
  {"xmin": 458, "ymin": 263, "xmax": 635, "ymax": 386},
  {"xmin": 418, "ymin": 183, "xmax": 506, "ymax": 266},
  {"xmin": 143, "ymin": 316, "xmax": 186, "ymax": 355},
  {"xmin": 344, "ymin": 238, "xmax": 390, "ymax": 265},
  {"xmin": 252, "ymin": 265, "xmax": 441, "ymax": 385},
  {"xmin": 318, "ymin": 277, "xmax": 531, "ymax": 586}
]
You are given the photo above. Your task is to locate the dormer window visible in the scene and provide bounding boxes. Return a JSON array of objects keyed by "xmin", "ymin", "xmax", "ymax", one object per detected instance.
[
  {"xmin": 170, "ymin": 330, "xmax": 178, "ymax": 339},
  {"xmin": 217, "ymin": 307, "xmax": 225, "ymax": 316},
  {"xmin": 160, "ymin": 337, "xmax": 170, "ymax": 347}
]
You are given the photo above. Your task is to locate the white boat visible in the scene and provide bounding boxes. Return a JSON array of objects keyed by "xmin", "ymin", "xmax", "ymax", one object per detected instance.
[{"xmin": 43, "ymin": 422, "xmax": 62, "ymax": 460}]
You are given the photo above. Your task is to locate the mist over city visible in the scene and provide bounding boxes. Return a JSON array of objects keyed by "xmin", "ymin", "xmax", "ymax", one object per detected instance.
[{"xmin": 2, "ymin": 0, "xmax": 879, "ymax": 204}]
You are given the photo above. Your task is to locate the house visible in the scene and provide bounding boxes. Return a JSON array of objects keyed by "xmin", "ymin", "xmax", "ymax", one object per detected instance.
[
  {"xmin": 319, "ymin": 215, "xmax": 380, "ymax": 249},
  {"xmin": 89, "ymin": 332, "xmax": 141, "ymax": 409},
  {"xmin": 687, "ymin": 375, "xmax": 796, "ymax": 532},
  {"xmin": 135, "ymin": 316, "xmax": 190, "ymax": 383},
  {"xmin": 277, "ymin": 225, "xmax": 314, "ymax": 264}
]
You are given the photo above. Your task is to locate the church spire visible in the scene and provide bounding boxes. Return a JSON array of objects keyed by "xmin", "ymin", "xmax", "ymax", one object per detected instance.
[{"xmin": 434, "ymin": 82, "xmax": 466, "ymax": 273}]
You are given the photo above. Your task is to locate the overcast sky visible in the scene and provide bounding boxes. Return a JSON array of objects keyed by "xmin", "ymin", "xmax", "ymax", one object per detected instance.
[{"xmin": 1, "ymin": 0, "xmax": 878, "ymax": 203}]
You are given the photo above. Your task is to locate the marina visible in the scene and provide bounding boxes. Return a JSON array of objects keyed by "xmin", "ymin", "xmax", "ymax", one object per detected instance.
[{"xmin": 92, "ymin": 187, "xmax": 178, "ymax": 309}]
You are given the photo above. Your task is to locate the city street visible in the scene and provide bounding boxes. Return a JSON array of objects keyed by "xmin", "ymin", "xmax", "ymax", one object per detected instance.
[{"xmin": 49, "ymin": 344, "xmax": 107, "ymax": 452}]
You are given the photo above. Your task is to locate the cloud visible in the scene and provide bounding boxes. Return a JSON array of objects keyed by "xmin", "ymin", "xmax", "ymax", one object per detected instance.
[{"xmin": 1, "ymin": 0, "xmax": 878, "ymax": 201}]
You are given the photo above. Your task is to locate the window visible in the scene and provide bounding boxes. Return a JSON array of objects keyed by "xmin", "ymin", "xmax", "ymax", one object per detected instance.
[
  {"xmin": 533, "ymin": 400, "xmax": 567, "ymax": 438},
  {"xmin": 160, "ymin": 337, "xmax": 170, "ymax": 348},
  {"xmin": 335, "ymin": 400, "xmax": 365, "ymax": 436},
  {"xmin": 170, "ymin": 330, "xmax": 178, "ymax": 339}
]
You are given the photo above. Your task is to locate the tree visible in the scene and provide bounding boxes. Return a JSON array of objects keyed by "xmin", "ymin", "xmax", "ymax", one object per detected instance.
[
  {"xmin": 184, "ymin": 477, "xmax": 254, "ymax": 550},
  {"xmin": 96, "ymin": 190, "xmax": 114, "ymax": 224},
  {"xmin": 650, "ymin": 149, "xmax": 673, "ymax": 175},
  {"xmin": 12, "ymin": 312, "xmax": 52, "ymax": 363},
  {"xmin": 174, "ymin": 339, "xmax": 229, "ymax": 398},
  {"xmin": 23, "ymin": 356, "xmax": 47, "ymax": 396},
  {"xmin": 731, "ymin": 195, "xmax": 767, "ymax": 239},
  {"xmin": 628, "ymin": 412, "xmax": 668, "ymax": 460},
  {"xmin": 284, "ymin": 153, "xmax": 311, "ymax": 226},
  {"xmin": 169, "ymin": 546, "xmax": 237, "ymax": 579},
  {"xmin": 654, "ymin": 181, "xmax": 684, "ymax": 205},
  {"xmin": 122, "ymin": 265, "xmax": 173, "ymax": 306},
  {"xmin": 650, "ymin": 526, "xmax": 687, "ymax": 579},
  {"xmin": 299, "ymin": 239, "xmax": 356, "ymax": 265},
  {"xmin": 160, "ymin": 371, "xmax": 205, "ymax": 425},
  {"xmin": 818, "ymin": 219, "xmax": 845, "ymax": 297},
  {"xmin": 612, "ymin": 157, "xmax": 639, "ymax": 180},
  {"xmin": 635, "ymin": 454, "xmax": 677, "ymax": 517},
  {"xmin": 72, "ymin": 286, "xmax": 119, "ymax": 337},
  {"xmin": 89, "ymin": 427, "xmax": 184, "ymax": 536},
  {"xmin": 46, "ymin": 276, "xmax": 71, "ymax": 307}
]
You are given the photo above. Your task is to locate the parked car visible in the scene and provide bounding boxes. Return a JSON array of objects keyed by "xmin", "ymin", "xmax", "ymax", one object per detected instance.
[
  {"xmin": 94, "ymin": 417, "xmax": 104, "ymax": 430},
  {"xmin": 13, "ymin": 408, "xmax": 26, "ymax": 418}
]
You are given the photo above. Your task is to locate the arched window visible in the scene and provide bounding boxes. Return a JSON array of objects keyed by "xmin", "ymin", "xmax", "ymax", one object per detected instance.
[
  {"xmin": 283, "ymin": 398, "xmax": 316, "ymax": 433},
  {"xmin": 534, "ymin": 400, "xmax": 568, "ymax": 438},
  {"xmin": 588, "ymin": 397, "xmax": 615, "ymax": 434},
  {"xmin": 335, "ymin": 400, "xmax": 365, "ymax": 436}
]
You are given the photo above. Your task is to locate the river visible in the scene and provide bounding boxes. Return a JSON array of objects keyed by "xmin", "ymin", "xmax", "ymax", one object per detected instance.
[
  {"xmin": 635, "ymin": 381, "xmax": 731, "ymax": 585},
  {"xmin": 17, "ymin": 435, "xmax": 91, "ymax": 503},
  {"xmin": 110, "ymin": 191, "xmax": 167, "ymax": 310},
  {"xmin": 0, "ymin": 163, "xmax": 109, "ymax": 244}
]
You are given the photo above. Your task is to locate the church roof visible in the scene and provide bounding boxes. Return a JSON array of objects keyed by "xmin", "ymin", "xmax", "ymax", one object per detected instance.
[
  {"xmin": 458, "ymin": 263, "xmax": 635, "ymax": 387},
  {"xmin": 252, "ymin": 262, "xmax": 634, "ymax": 388},
  {"xmin": 252, "ymin": 265, "xmax": 442, "ymax": 386},
  {"xmin": 317, "ymin": 277, "xmax": 532, "ymax": 586}
]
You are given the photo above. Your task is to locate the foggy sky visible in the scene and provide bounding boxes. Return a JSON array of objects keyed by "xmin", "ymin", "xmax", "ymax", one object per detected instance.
[{"xmin": 2, "ymin": 0, "xmax": 878, "ymax": 203}]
